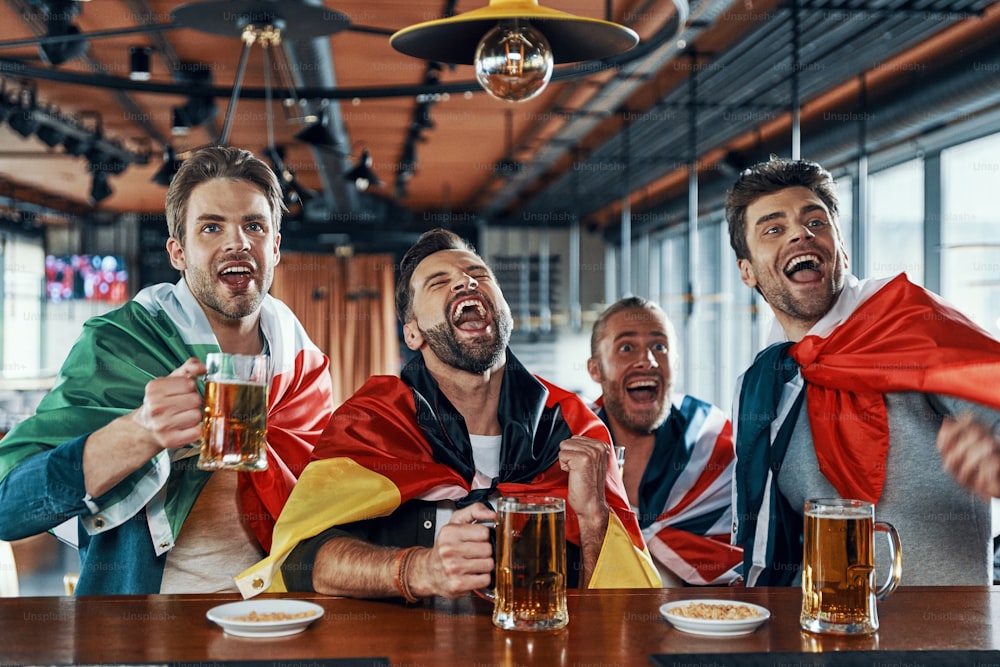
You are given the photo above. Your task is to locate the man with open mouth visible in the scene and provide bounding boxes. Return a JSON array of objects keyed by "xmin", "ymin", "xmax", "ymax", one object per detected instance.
[
  {"xmin": 726, "ymin": 157, "xmax": 1000, "ymax": 587},
  {"xmin": 240, "ymin": 228, "xmax": 660, "ymax": 601},
  {"xmin": 587, "ymin": 296, "xmax": 743, "ymax": 587},
  {"xmin": 0, "ymin": 146, "xmax": 334, "ymax": 595}
]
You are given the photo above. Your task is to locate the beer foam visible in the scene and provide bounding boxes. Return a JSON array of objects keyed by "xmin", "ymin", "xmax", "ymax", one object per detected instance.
[{"xmin": 806, "ymin": 506, "xmax": 870, "ymax": 520}]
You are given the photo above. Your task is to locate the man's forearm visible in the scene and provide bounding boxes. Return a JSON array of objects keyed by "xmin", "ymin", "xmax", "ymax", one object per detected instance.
[
  {"xmin": 311, "ymin": 536, "xmax": 402, "ymax": 598},
  {"xmin": 575, "ymin": 511, "xmax": 609, "ymax": 588},
  {"xmin": 82, "ymin": 411, "xmax": 162, "ymax": 498}
]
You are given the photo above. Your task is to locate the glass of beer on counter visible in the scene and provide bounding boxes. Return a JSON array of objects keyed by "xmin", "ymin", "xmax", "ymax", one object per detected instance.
[
  {"xmin": 487, "ymin": 496, "xmax": 568, "ymax": 632},
  {"xmin": 197, "ymin": 352, "xmax": 269, "ymax": 472},
  {"xmin": 800, "ymin": 497, "xmax": 902, "ymax": 635}
]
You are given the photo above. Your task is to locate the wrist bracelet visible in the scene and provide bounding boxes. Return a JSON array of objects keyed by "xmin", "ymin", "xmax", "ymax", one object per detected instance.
[{"xmin": 393, "ymin": 546, "xmax": 421, "ymax": 604}]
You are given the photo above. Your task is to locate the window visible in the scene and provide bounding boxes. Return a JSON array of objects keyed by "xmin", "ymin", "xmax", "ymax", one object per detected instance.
[
  {"xmin": 1, "ymin": 235, "xmax": 44, "ymax": 378},
  {"xmin": 866, "ymin": 160, "xmax": 924, "ymax": 283},
  {"xmin": 941, "ymin": 134, "xmax": 1000, "ymax": 335}
]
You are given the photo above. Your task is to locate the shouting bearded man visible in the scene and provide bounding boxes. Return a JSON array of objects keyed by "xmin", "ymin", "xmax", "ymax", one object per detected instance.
[{"xmin": 238, "ymin": 228, "xmax": 660, "ymax": 600}]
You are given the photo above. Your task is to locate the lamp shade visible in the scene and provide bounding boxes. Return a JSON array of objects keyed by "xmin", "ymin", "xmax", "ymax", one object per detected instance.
[
  {"xmin": 390, "ymin": 0, "xmax": 638, "ymax": 65},
  {"xmin": 344, "ymin": 149, "xmax": 382, "ymax": 191}
]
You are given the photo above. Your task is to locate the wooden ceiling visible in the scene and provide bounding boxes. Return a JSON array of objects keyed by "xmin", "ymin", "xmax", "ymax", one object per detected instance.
[
  {"xmin": 0, "ymin": 0, "xmax": 670, "ymax": 223},
  {"xmin": 2, "ymin": 0, "xmax": 999, "ymax": 250}
]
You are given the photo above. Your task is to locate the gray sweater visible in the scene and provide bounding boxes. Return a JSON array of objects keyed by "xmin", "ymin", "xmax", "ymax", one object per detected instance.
[{"xmin": 778, "ymin": 391, "xmax": 996, "ymax": 586}]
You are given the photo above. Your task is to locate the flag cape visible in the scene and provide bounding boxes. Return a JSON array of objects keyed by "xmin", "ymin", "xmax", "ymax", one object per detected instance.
[
  {"xmin": 791, "ymin": 273, "xmax": 1000, "ymax": 502},
  {"xmin": 598, "ymin": 394, "xmax": 742, "ymax": 585},
  {"xmin": 237, "ymin": 352, "xmax": 659, "ymax": 597},
  {"xmin": 0, "ymin": 279, "xmax": 332, "ymax": 553},
  {"xmin": 734, "ymin": 273, "xmax": 1000, "ymax": 584}
]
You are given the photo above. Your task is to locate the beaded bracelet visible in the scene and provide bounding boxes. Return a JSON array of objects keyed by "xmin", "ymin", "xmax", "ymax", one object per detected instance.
[{"xmin": 393, "ymin": 546, "xmax": 421, "ymax": 604}]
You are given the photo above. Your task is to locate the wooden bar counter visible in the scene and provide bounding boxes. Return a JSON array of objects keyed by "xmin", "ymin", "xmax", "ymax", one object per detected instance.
[{"xmin": 2, "ymin": 587, "xmax": 998, "ymax": 666}]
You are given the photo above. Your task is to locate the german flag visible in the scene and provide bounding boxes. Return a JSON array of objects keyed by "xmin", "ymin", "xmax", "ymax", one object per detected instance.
[{"xmin": 237, "ymin": 351, "xmax": 660, "ymax": 597}]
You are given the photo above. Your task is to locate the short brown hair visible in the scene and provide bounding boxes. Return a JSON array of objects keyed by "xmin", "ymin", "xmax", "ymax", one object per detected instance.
[
  {"xmin": 394, "ymin": 228, "xmax": 478, "ymax": 322},
  {"xmin": 725, "ymin": 157, "xmax": 839, "ymax": 261},
  {"xmin": 165, "ymin": 146, "xmax": 284, "ymax": 246}
]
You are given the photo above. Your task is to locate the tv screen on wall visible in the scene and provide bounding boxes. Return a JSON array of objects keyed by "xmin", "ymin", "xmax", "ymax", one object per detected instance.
[{"xmin": 45, "ymin": 254, "xmax": 129, "ymax": 303}]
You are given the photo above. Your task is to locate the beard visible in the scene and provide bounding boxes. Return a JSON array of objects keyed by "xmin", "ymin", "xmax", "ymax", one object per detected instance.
[
  {"xmin": 419, "ymin": 305, "xmax": 512, "ymax": 374},
  {"xmin": 601, "ymin": 388, "xmax": 671, "ymax": 435},
  {"xmin": 185, "ymin": 257, "xmax": 271, "ymax": 320}
]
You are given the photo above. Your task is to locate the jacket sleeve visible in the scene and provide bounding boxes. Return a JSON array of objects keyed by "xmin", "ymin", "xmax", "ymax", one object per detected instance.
[{"xmin": 0, "ymin": 435, "xmax": 92, "ymax": 540}]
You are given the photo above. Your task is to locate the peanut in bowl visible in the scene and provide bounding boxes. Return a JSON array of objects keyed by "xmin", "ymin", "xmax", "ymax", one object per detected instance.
[
  {"xmin": 659, "ymin": 600, "xmax": 770, "ymax": 637},
  {"xmin": 207, "ymin": 600, "xmax": 325, "ymax": 638}
]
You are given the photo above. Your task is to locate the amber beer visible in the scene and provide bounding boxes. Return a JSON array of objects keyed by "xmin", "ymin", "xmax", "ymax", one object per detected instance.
[
  {"xmin": 800, "ymin": 498, "xmax": 901, "ymax": 635},
  {"xmin": 492, "ymin": 496, "xmax": 568, "ymax": 631},
  {"xmin": 197, "ymin": 353, "xmax": 269, "ymax": 472}
]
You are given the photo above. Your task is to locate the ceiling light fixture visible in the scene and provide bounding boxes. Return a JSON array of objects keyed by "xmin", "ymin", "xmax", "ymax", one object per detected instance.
[
  {"xmin": 36, "ymin": 0, "xmax": 89, "ymax": 66},
  {"xmin": 344, "ymin": 149, "xmax": 383, "ymax": 192},
  {"xmin": 264, "ymin": 145, "xmax": 318, "ymax": 213},
  {"xmin": 167, "ymin": 1, "xmax": 351, "ymax": 148},
  {"xmin": 89, "ymin": 169, "xmax": 112, "ymax": 204},
  {"xmin": 129, "ymin": 46, "xmax": 151, "ymax": 81},
  {"xmin": 171, "ymin": 63, "xmax": 216, "ymax": 135},
  {"xmin": 6, "ymin": 84, "xmax": 39, "ymax": 138},
  {"xmin": 151, "ymin": 145, "xmax": 182, "ymax": 186},
  {"xmin": 390, "ymin": 0, "xmax": 639, "ymax": 102},
  {"xmin": 34, "ymin": 106, "xmax": 67, "ymax": 147},
  {"xmin": 294, "ymin": 105, "xmax": 340, "ymax": 150}
]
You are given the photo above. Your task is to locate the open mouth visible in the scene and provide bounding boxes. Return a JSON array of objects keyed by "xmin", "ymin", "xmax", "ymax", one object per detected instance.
[
  {"xmin": 452, "ymin": 296, "xmax": 491, "ymax": 331},
  {"xmin": 625, "ymin": 378, "xmax": 660, "ymax": 403},
  {"xmin": 219, "ymin": 263, "xmax": 255, "ymax": 290},
  {"xmin": 783, "ymin": 253, "xmax": 822, "ymax": 283}
]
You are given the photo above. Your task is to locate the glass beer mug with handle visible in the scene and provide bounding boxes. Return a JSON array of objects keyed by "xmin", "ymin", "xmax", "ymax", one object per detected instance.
[
  {"xmin": 197, "ymin": 352, "xmax": 270, "ymax": 472},
  {"xmin": 800, "ymin": 498, "xmax": 902, "ymax": 635},
  {"xmin": 477, "ymin": 496, "xmax": 569, "ymax": 631}
]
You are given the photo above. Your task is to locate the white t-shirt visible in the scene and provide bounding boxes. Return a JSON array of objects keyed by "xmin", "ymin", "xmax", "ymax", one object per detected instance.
[{"xmin": 435, "ymin": 433, "xmax": 502, "ymax": 537}]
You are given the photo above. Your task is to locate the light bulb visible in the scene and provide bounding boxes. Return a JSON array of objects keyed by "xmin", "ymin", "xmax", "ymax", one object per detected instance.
[{"xmin": 474, "ymin": 20, "xmax": 553, "ymax": 103}]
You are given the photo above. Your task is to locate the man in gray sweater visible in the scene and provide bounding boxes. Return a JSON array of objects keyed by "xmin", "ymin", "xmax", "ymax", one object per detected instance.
[{"xmin": 725, "ymin": 157, "xmax": 1000, "ymax": 586}]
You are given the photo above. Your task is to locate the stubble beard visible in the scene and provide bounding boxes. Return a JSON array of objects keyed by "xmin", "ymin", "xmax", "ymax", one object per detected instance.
[
  {"xmin": 756, "ymin": 255, "xmax": 846, "ymax": 327},
  {"xmin": 603, "ymin": 390, "xmax": 670, "ymax": 435},
  {"xmin": 185, "ymin": 260, "xmax": 271, "ymax": 320}
]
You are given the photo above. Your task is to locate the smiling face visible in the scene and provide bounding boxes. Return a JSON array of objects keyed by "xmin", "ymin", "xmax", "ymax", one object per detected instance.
[
  {"xmin": 402, "ymin": 248, "xmax": 513, "ymax": 374},
  {"xmin": 588, "ymin": 306, "xmax": 676, "ymax": 435},
  {"xmin": 738, "ymin": 185, "xmax": 848, "ymax": 340},
  {"xmin": 166, "ymin": 177, "xmax": 280, "ymax": 326}
]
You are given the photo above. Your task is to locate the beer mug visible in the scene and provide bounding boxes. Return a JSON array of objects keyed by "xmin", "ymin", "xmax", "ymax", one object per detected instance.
[
  {"xmin": 197, "ymin": 352, "xmax": 269, "ymax": 472},
  {"xmin": 480, "ymin": 496, "xmax": 569, "ymax": 631},
  {"xmin": 800, "ymin": 498, "xmax": 902, "ymax": 635}
]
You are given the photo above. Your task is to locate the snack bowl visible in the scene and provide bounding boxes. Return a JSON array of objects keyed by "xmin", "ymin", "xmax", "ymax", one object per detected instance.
[
  {"xmin": 207, "ymin": 599, "xmax": 324, "ymax": 638},
  {"xmin": 659, "ymin": 599, "xmax": 770, "ymax": 637}
]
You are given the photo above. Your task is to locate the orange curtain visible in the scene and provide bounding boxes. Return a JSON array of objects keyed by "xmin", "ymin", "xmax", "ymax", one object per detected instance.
[{"xmin": 271, "ymin": 252, "xmax": 399, "ymax": 408}]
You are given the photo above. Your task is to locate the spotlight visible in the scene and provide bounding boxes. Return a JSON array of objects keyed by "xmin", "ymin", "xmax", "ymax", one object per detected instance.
[
  {"xmin": 171, "ymin": 98, "xmax": 216, "ymax": 135},
  {"xmin": 265, "ymin": 145, "xmax": 319, "ymax": 208},
  {"xmin": 7, "ymin": 88, "xmax": 39, "ymax": 138},
  {"xmin": 35, "ymin": 119, "xmax": 66, "ymax": 147},
  {"xmin": 62, "ymin": 133, "xmax": 92, "ymax": 156},
  {"xmin": 37, "ymin": 0, "xmax": 89, "ymax": 66},
  {"xmin": 344, "ymin": 149, "xmax": 383, "ymax": 192},
  {"xmin": 151, "ymin": 145, "xmax": 182, "ymax": 186},
  {"xmin": 90, "ymin": 170, "xmax": 112, "ymax": 203},
  {"xmin": 171, "ymin": 63, "xmax": 217, "ymax": 134},
  {"xmin": 294, "ymin": 108, "xmax": 340, "ymax": 150},
  {"xmin": 129, "ymin": 46, "xmax": 152, "ymax": 81}
]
